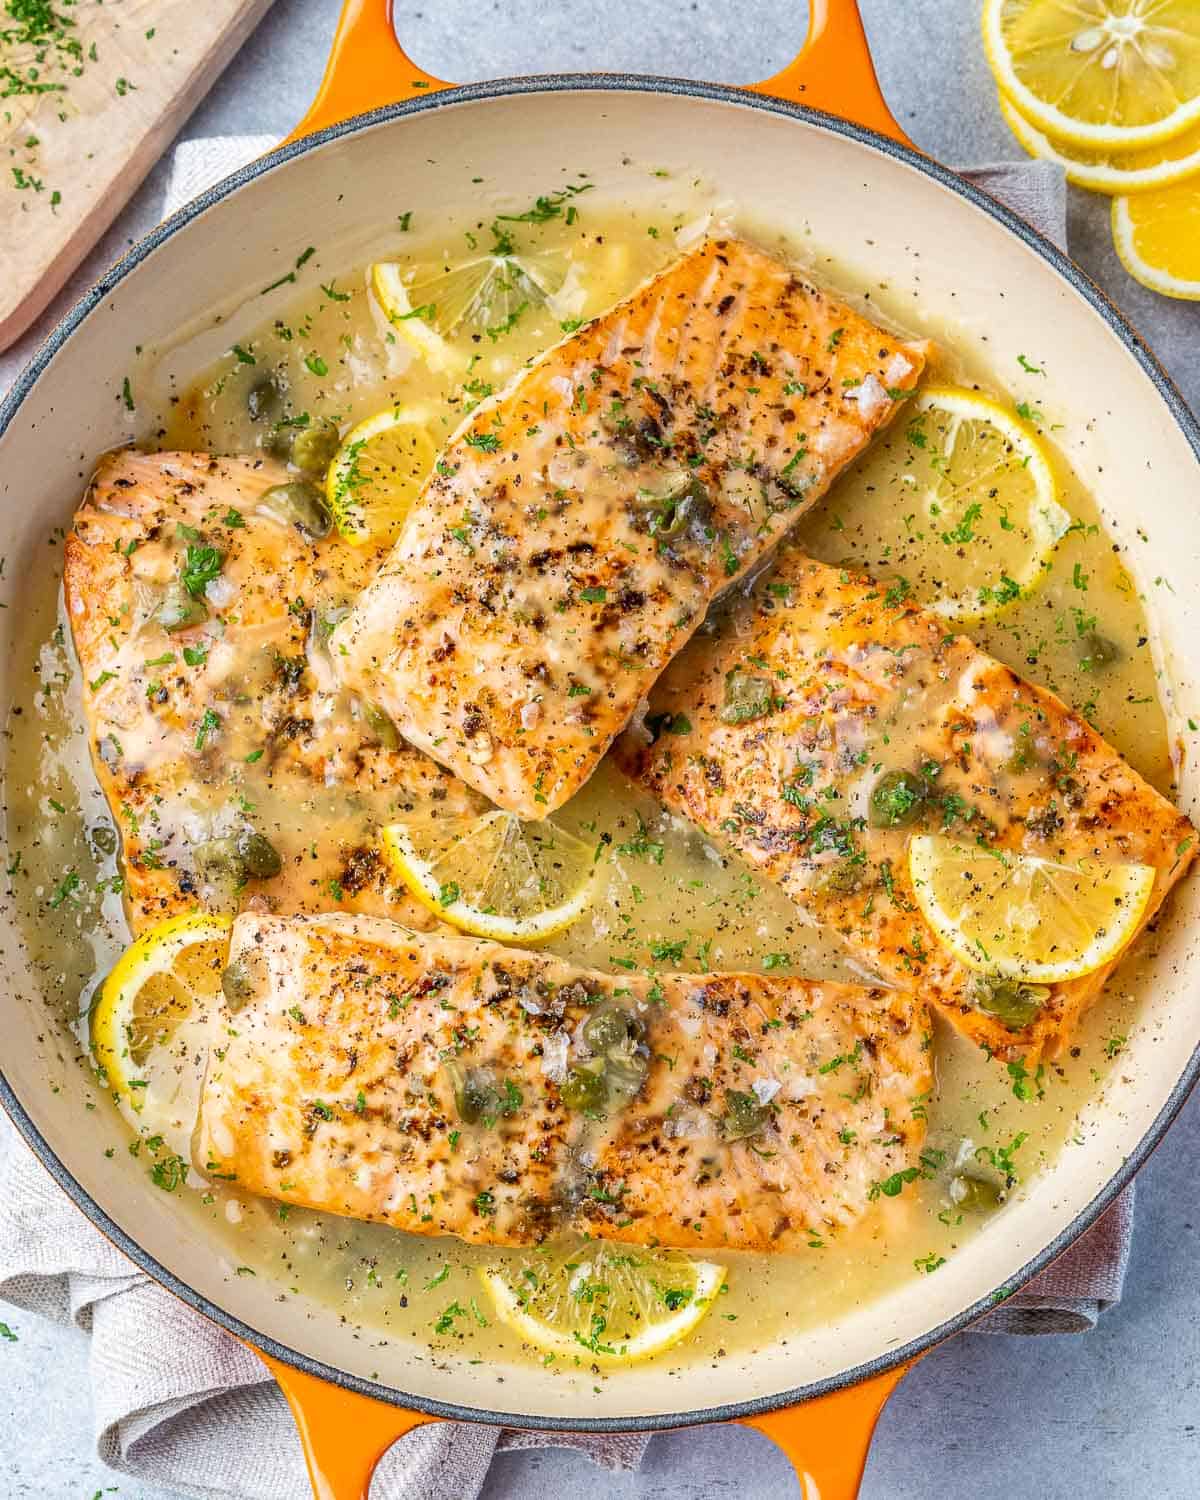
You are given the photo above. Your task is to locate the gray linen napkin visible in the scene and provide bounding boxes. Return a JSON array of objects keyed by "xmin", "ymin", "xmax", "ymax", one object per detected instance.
[{"xmin": 0, "ymin": 140, "xmax": 1125, "ymax": 1499}]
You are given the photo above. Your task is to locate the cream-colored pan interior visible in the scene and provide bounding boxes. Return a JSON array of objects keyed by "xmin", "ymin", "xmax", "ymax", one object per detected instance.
[{"xmin": 1, "ymin": 85, "xmax": 1198, "ymax": 1422}]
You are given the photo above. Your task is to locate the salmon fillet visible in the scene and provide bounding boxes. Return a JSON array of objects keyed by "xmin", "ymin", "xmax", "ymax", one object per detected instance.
[
  {"xmin": 617, "ymin": 551, "xmax": 1196, "ymax": 1063},
  {"xmin": 332, "ymin": 237, "xmax": 926, "ymax": 818},
  {"xmin": 64, "ymin": 450, "xmax": 476, "ymax": 934},
  {"xmin": 197, "ymin": 914, "xmax": 932, "ymax": 1253}
]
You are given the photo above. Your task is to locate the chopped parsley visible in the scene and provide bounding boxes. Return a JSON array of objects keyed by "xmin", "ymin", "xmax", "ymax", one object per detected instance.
[
  {"xmin": 194, "ymin": 708, "xmax": 222, "ymax": 751},
  {"xmin": 150, "ymin": 1153, "xmax": 188, "ymax": 1192},
  {"xmin": 181, "ymin": 543, "xmax": 223, "ymax": 598},
  {"xmin": 615, "ymin": 814, "xmax": 665, "ymax": 865}
]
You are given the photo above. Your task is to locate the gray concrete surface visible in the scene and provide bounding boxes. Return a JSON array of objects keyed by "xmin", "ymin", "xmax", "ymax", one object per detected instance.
[{"xmin": 3, "ymin": 1, "xmax": 1200, "ymax": 1496}]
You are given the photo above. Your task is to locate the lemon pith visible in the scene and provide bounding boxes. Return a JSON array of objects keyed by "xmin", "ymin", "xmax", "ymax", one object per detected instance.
[
  {"xmin": 480, "ymin": 1246, "xmax": 726, "ymax": 1365},
  {"xmin": 983, "ymin": 0, "xmax": 1200, "ymax": 149},
  {"xmin": 325, "ymin": 404, "xmax": 438, "ymax": 545},
  {"xmin": 382, "ymin": 807, "xmax": 600, "ymax": 943},
  {"xmin": 908, "ymin": 835, "xmax": 1156, "ymax": 984}
]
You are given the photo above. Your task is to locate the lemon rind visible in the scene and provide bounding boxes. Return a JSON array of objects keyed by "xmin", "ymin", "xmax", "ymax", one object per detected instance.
[
  {"xmin": 381, "ymin": 820, "xmax": 599, "ymax": 944},
  {"xmin": 479, "ymin": 1259, "xmax": 726, "ymax": 1365},
  {"xmin": 906, "ymin": 385, "xmax": 1067, "ymax": 625},
  {"xmin": 907, "ymin": 835, "xmax": 1157, "ymax": 985},
  {"xmin": 998, "ymin": 93, "xmax": 1200, "ymax": 195},
  {"xmin": 1111, "ymin": 195, "xmax": 1200, "ymax": 301},
  {"xmin": 369, "ymin": 262, "xmax": 467, "ymax": 376},
  {"xmin": 325, "ymin": 403, "xmax": 439, "ymax": 545},
  {"xmin": 92, "ymin": 911, "xmax": 234, "ymax": 1098}
]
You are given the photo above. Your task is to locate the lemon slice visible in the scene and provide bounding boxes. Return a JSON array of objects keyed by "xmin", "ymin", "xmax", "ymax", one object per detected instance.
[
  {"xmin": 999, "ymin": 91, "xmax": 1200, "ymax": 193},
  {"xmin": 326, "ymin": 404, "xmax": 438, "ymax": 545},
  {"xmin": 371, "ymin": 246, "xmax": 569, "ymax": 373},
  {"xmin": 908, "ymin": 834, "xmax": 1156, "ymax": 984},
  {"xmin": 813, "ymin": 385, "xmax": 1069, "ymax": 625},
  {"xmin": 381, "ymin": 805, "xmax": 600, "ymax": 942},
  {"xmin": 983, "ymin": 0, "xmax": 1200, "ymax": 148},
  {"xmin": 91, "ymin": 912, "xmax": 233, "ymax": 1120},
  {"xmin": 1112, "ymin": 180, "xmax": 1200, "ymax": 298},
  {"xmin": 480, "ymin": 1244, "xmax": 726, "ymax": 1366}
]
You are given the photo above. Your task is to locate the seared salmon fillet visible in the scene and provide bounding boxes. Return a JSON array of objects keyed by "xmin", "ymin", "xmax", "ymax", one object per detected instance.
[
  {"xmin": 197, "ymin": 914, "xmax": 932, "ymax": 1252},
  {"xmin": 64, "ymin": 451, "xmax": 476, "ymax": 934},
  {"xmin": 617, "ymin": 551, "xmax": 1196, "ymax": 1063},
  {"xmin": 332, "ymin": 238, "xmax": 926, "ymax": 817}
]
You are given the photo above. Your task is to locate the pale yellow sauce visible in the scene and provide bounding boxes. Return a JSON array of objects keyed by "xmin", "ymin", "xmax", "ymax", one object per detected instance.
[{"xmin": 4, "ymin": 190, "xmax": 1174, "ymax": 1374}]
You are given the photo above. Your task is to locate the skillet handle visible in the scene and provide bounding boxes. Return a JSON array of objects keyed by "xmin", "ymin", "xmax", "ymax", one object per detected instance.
[
  {"xmin": 259, "ymin": 1350, "xmax": 442, "ymax": 1500},
  {"xmin": 736, "ymin": 1359, "xmax": 916, "ymax": 1498},
  {"xmin": 750, "ymin": 0, "xmax": 913, "ymax": 147},
  {"xmin": 262, "ymin": 1343, "xmax": 916, "ymax": 1500},
  {"xmin": 285, "ymin": 0, "xmax": 451, "ymax": 144},
  {"xmin": 289, "ymin": 0, "xmax": 912, "ymax": 148}
]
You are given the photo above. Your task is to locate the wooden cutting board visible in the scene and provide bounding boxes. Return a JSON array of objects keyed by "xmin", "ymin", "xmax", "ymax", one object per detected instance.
[{"xmin": 0, "ymin": 0, "xmax": 275, "ymax": 355}]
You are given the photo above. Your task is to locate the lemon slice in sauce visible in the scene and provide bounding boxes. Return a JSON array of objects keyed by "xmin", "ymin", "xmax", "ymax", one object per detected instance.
[
  {"xmin": 908, "ymin": 835, "xmax": 1156, "ymax": 984},
  {"xmin": 381, "ymin": 806, "xmax": 600, "ymax": 943},
  {"xmin": 91, "ymin": 912, "xmax": 233, "ymax": 1147},
  {"xmin": 326, "ymin": 403, "xmax": 438, "ymax": 546},
  {"xmin": 481, "ymin": 1243, "xmax": 726, "ymax": 1366}
]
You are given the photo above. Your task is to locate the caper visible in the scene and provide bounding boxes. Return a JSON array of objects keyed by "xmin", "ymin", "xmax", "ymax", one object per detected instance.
[
  {"xmin": 605, "ymin": 1051, "xmax": 649, "ymax": 1105},
  {"xmin": 721, "ymin": 1088, "xmax": 769, "ymax": 1142},
  {"xmin": 89, "ymin": 823, "xmax": 118, "ymax": 857},
  {"xmin": 679, "ymin": 480, "xmax": 715, "ymax": 543},
  {"xmin": 235, "ymin": 828, "xmax": 282, "ymax": 880},
  {"xmin": 290, "ymin": 419, "xmax": 341, "ymax": 474},
  {"xmin": 1077, "ymin": 631, "xmax": 1121, "ymax": 670},
  {"xmin": 193, "ymin": 835, "xmax": 240, "ymax": 877},
  {"xmin": 632, "ymin": 475, "xmax": 714, "ymax": 547},
  {"xmin": 607, "ymin": 409, "xmax": 664, "ymax": 465},
  {"xmin": 653, "ymin": 478, "xmax": 708, "ymax": 537},
  {"xmin": 628, "ymin": 474, "xmax": 672, "ymax": 507},
  {"xmin": 156, "ymin": 580, "xmax": 208, "ymax": 633},
  {"xmin": 813, "ymin": 858, "xmax": 866, "ymax": 896},
  {"xmin": 560, "ymin": 1065, "xmax": 608, "ymax": 1114},
  {"xmin": 972, "ymin": 974, "xmax": 1049, "ymax": 1030},
  {"xmin": 363, "ymin": 702, "xmax": 399, "ymax": 749},
  {"xmin": 221, "ymin": 958, "xmax": 256, "ymax": 1011},
  {"xmin": 869, "ymin": 769, "xmax": 927, "ymax": 829},
  {"xmin": 720, "ymin": 668, "xmax": 774, "ymax": 725},
  {"xmin": 267, "ymin": 424, "xmax": 296, "ymax": 462},
  {"xmin": 450, "ymin": 1065, "xmax": 495, "ymax": 1125},
  {"xmin": 258, "ymin": 481, "xmax": 332, "ymax": 540},
  {"xmin": 582, "ymin": 1005, "xmax": 637, "ymax": 1054},
  {"xmin": 193, "ymin": 829, "xmax": 281, "ymax": 882},
  {"xmin": 247, "ymin": 378, "xmax": 282, "ymax": 424},
  {"xmin": 951, "ymin": 1173, "xmax": 1004, "ymax": 1213},
  {"xmin": 448, "ymin": 1064, "xmax": 520, "ymax": 1126}
]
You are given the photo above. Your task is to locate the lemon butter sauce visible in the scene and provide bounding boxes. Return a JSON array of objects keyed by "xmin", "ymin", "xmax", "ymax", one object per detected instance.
[{"xmin": 2, "ymin": 185, "xmax": 1180, "ymax": 1378}]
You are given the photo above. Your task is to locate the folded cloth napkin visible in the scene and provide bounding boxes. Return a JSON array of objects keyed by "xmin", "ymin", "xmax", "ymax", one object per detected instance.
[{"xmin": 0, "ymin": 140, "xmax": 1122, "ymax": 1499}]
